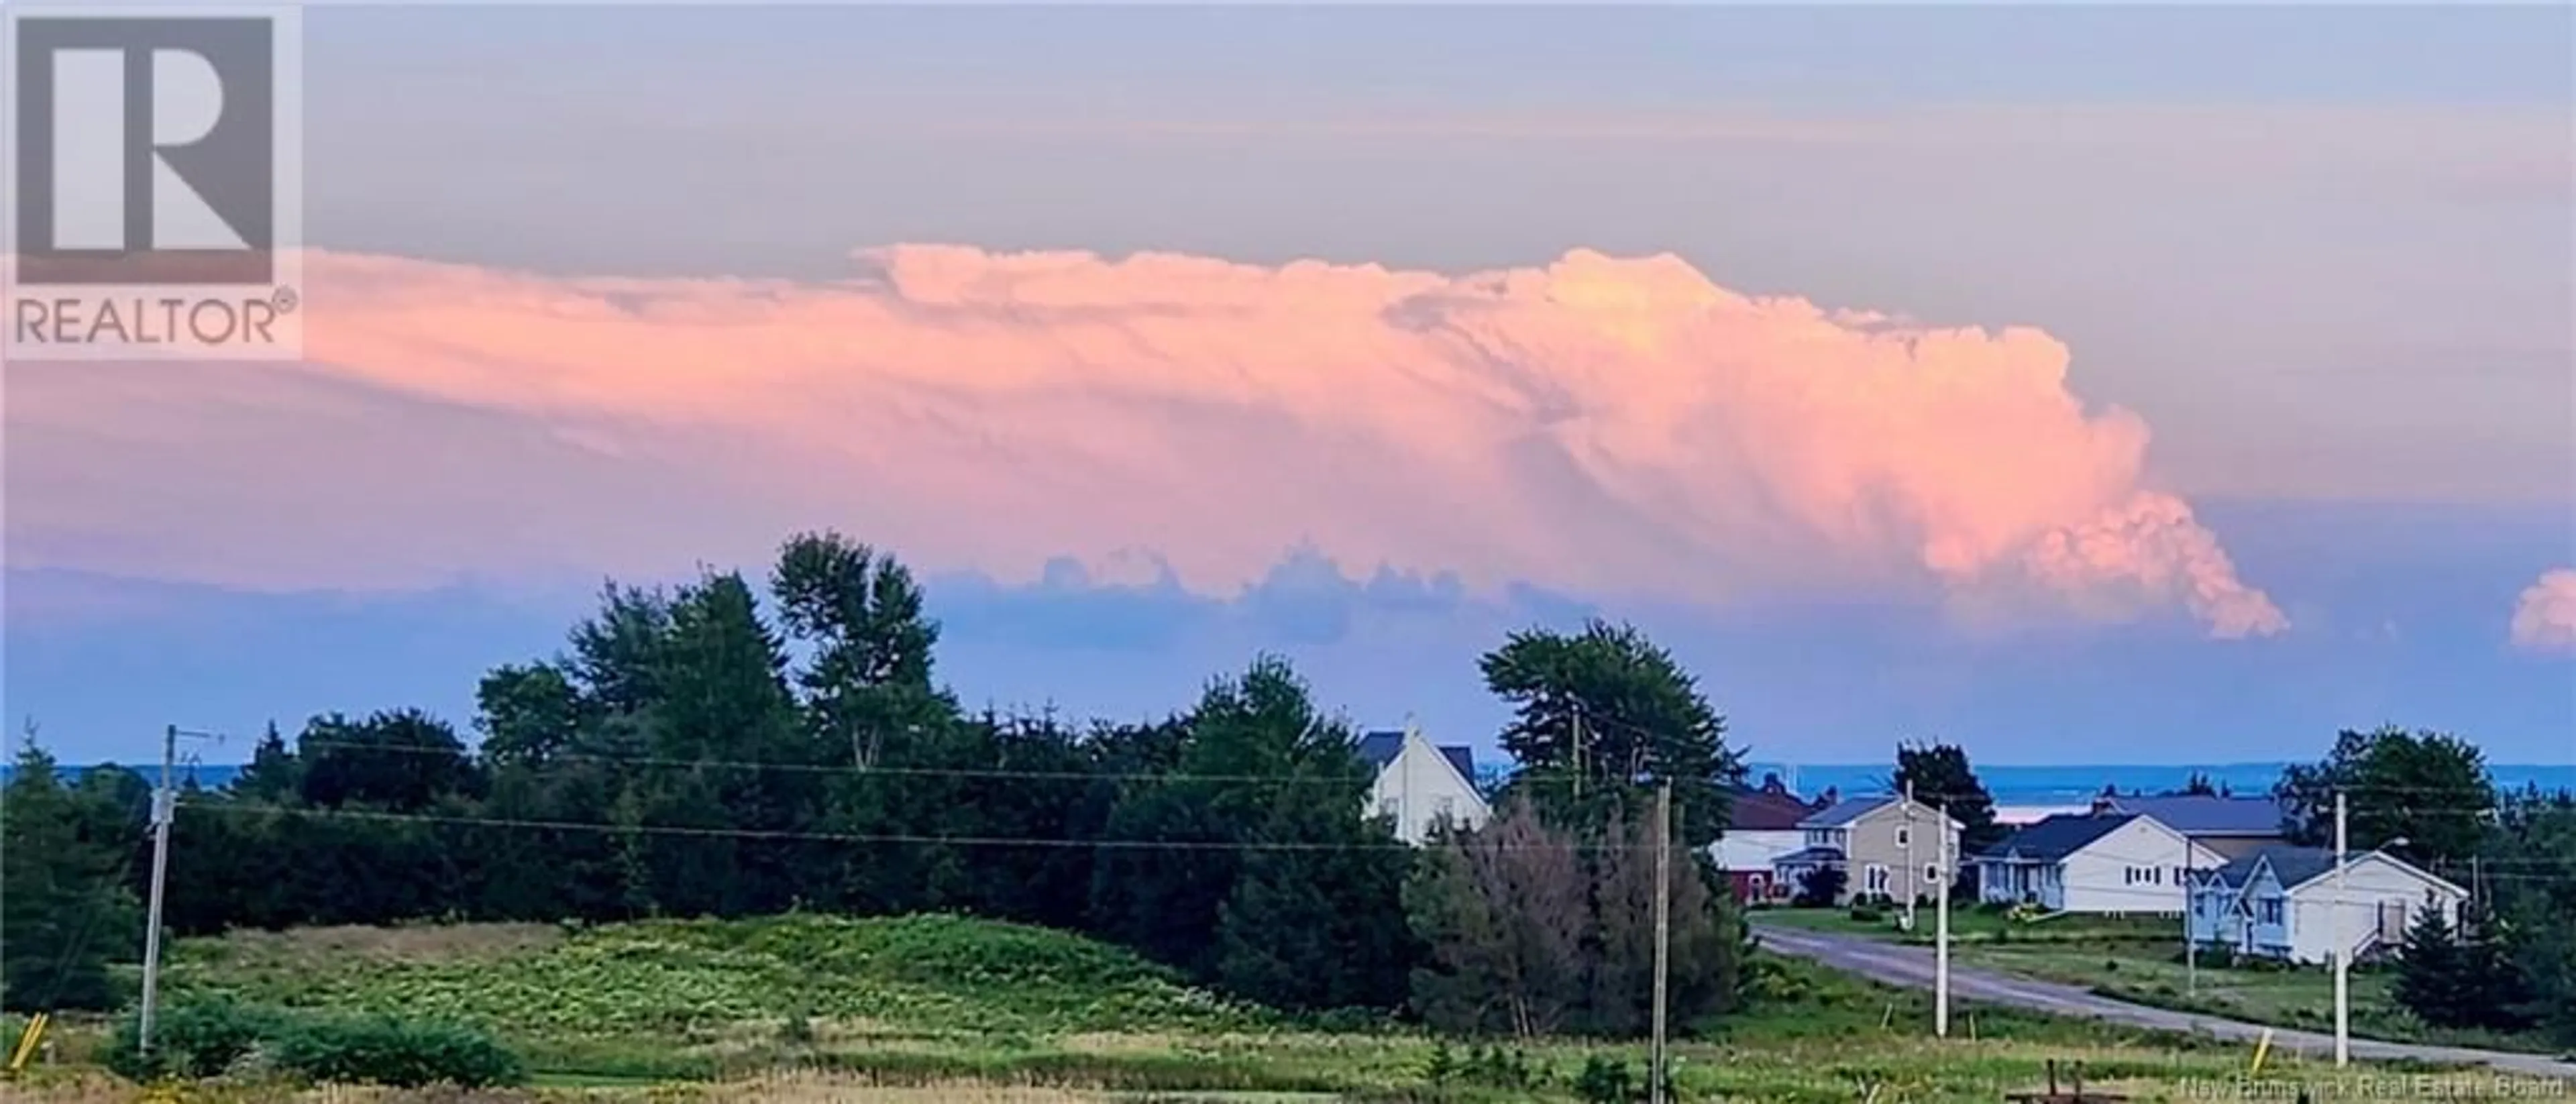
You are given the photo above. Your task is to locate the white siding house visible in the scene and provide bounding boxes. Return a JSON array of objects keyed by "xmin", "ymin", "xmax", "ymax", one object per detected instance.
[
  {"xmin": 1358, "ymin": 726, "xmax": 1489, "ymax": 845},
  {"xmin": 2189, "ymin": 847, "xmax": 2467, "ymax": 966},
  {"xmin": 1711, "ymin": 775, "xmax": 1827, "ymax": 902},
  {"xmin": 1977, "ymin": 812, "xmax": 2225, "ymax": 915}
]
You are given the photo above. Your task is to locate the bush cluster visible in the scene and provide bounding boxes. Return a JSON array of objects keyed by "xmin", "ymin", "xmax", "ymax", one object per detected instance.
[{"xmin": 101, "ymin": 998, "xmax": 521, "ymax": 1088}]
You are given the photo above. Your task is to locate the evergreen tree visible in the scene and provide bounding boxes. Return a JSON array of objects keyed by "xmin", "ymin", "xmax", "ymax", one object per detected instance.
[
  {"xmin": 1480, "ymin": 620, "xmax": 1743, "ymax": 850},
  {"xmin": 2, "ymin": 739, "xmax": 140, "ymax": 1012},
  {"xmin": 475, "ymin": 663, "xmax": 586, "ymax": 768},
  {"xmin": 233, "ymin": 721, "xmax": 303, "ymax": 802},
  {"xmin": 1403, "ymin": 799, "xmax": 1586, "ymax": 1038},
  {"xmin": 297, "ymin": 710, "xmax": 484, "ymax": 812},
  {"xmin": 2275, "ymin": 726, "xmax": 2494, "ymax": 865},
  {"xmin": 1094, "ymin": 657, "xmax": 1414, "ymax": 1009},
  {"xmin": 2394, "ymin": 903, "xmax": 2464, "ymax": 1027},
  {"xmin": 2455, "ymin": 899, "xmax": 2536, "ymax": 1031},
  {"xmin": 1892, "ymin": 741, "xmax": 2003, "ymax": 852}
]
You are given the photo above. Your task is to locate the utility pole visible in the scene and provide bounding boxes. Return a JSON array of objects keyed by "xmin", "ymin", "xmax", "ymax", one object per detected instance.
[
  {"xmin": 1650, "ymin": 780, "xmax": 1672, "ymax": 1104},
  {"xmin": 139, "ymin": 724, "xmax": 219, "ymax": 1060},
  {"xmin": 1570, "ymin": 705, "xmax": 1586, "ymax": 800},
  {"xmin": 1935, "ymin": 798, "xmax": 1951, "ymax": 1038},
  {"xmin": 2332, "ymin": 789, "xmax": 2349, "ymax": 1068},
  {"xmin": 2185, "ymin": 842, "xmax": 2198, "ymax": 998},
  {"xmin": 1902, "ymin": 780, "xmax": 1918, "ymax": 930}
]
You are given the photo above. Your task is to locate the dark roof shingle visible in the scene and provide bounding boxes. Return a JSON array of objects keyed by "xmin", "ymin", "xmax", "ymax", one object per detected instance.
[
  {"xmin": 2100, "ymin": 795, "xmax": 2290, "ymax": 836},
  {"xmin": 1976, "ymin": 812, "xmax": 2136, "ymax": 863},
  {"xmin": 1357, "ymin": 730, "xmax": 1475, "ymax": 785},
  {"xmin": 1727, "ymin": 785, "xmax": 1819, "ymax": 831},
  {"xmin": 2208, "ymin": 845, "xmax": 2337, "ymax": 891}
]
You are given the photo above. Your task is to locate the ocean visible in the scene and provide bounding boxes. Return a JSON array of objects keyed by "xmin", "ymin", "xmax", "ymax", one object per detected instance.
[
  {"xmin": 9, "ymin": 761, "xmax": 2573, "ymax": 807},
  {"xmin": 1739, "ymin": 762, "xmax": 2576, "ymax": 808}
]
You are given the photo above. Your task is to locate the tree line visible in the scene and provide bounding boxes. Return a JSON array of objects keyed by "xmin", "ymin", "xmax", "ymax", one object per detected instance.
[{"xmin": 3, "ymin": 532, "xmax": 1753, "ymax": 1037}]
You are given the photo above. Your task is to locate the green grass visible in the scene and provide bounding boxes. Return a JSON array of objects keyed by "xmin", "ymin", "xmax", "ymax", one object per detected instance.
[
  {"xmin": 37, "ymin": 914, "xmax": 2544, "ymax": 1102},
  {"xmin": 1750, "ymin": 904, "xmax": 2173, "ymax": 944},
  {"xmin": 164, "ymin": 914, "xmax": 1268, "ymax": 1041},
  {"xmin": 1754, "ymin": 906, "xmax": 2565, "ymax": 1055}
]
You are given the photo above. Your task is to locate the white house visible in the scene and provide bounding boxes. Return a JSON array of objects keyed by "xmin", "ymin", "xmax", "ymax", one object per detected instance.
[
  {"xmin": 2188, "ymin": 846, "xmax": 2469, "ymax": 966},
  {"xmin": 1710, "ymin": 774, "xmax": 1827, "ymax": 901},
  {"xmin": 1975, "ymin": 812, "xmax": 2225, "ymax": 915},
  {"xmin": 1358, "ymin": 726, "xmax": 1489, "ymax": 845}
]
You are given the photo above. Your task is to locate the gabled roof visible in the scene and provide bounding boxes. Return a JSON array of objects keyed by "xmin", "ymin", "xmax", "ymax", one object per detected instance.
[
  {"xmin": 1976, "ymin": 812, "xmax": 2137, "ymax": 863},
  {"xmin": 2201, "ymin": 845, "xmax": 2465, "ymax": 900},
  {"xmin": 2098, "ymin": 795, "xmax": 2290, "ymax": 836},
  {"xmin": 1358, "ymin": 730, "xmax": 1475, "ymax": 786},
  {"xmin": 1799, "ymin": 795, "xmax": 1962, "ymax": 830},
  {"xmin": 1727, "ymin": 783, "xmax": 1821, "ymax": 831},
  {"xmin": 1801, "ymin": 796, "xmax": 1892, "ymax": 827},
  {"xmin": 2207, "ymin": 845, "xmax": 2332, "ymax": 891}
]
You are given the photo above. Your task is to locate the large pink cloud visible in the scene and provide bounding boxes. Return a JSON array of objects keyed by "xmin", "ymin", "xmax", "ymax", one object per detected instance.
[
  {"xmin": 7, "ymin": 246, "xmax": 2284, "ymax": 638},
  {"xmin": 2510, "ymin": 569, "xmax": 2576, "ymax": 655}
]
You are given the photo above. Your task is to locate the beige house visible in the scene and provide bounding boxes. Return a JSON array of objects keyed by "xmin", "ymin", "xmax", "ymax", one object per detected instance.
[{"xmin": 1772, "ymin": 795, "xmax": 1964, "ymax": 905}]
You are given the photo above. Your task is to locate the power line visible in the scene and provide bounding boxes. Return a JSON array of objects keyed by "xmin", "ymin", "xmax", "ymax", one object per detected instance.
[
  {"xmin": 290, "ymin": 736, "xmax": 1611, "ymax": 789},
  {"xmin": 291, "ymin": 738, "xmax": 1417, "ymax": 787},
  {"xmin": 178, "ymin": 800, "xmax": 1655, "ymax": 854}
]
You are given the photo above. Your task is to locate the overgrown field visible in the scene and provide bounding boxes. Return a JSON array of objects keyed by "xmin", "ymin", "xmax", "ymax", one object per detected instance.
[{"xmin": 11, "ymin": 915, "xmax": 2557, "ymax": 1103}]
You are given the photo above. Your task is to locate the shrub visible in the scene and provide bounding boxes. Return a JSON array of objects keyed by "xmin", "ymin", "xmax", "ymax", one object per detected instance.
[
  {"xmin": 1848, "ymin": 903, "xmax": 1883, "ymax": 924},
  {"xmin": 100, "ymin": 998, "xmax": 287, "ymax": 1080},
  {"xmin": 1574, "ymin": 1053, "xmax": 1636, "ymax": 1103},
  {"xmin": 267, "ymin": 1013, "xmax": 523, "ymax": 1088},
  {"xmin": 103, "ymin": 999, "xmax": 521, "ymax": 1089}
]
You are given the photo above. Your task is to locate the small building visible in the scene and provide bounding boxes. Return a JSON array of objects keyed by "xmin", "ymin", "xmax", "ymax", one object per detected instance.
[
  {"xmin": 2187, "ymin": 846, "xmax": 2467, "ymax": 966},
  {"xmin": 2091, "ymin": 795, "xmax": 2293, "ymax": 861},
  {"xmin": 1975, "ymin": 812, "xmax": 2224, "ymax": 915},
  {"xmin": 1358, "ymin": 725, "xmax": 1489, "ymax": 845},
  {"xmin": 1774, "ymin": 793, "xmax": 1962, "ymax": 906},
  {"xmin": 1711, "ymin": 773, "xmax": 1827, "ymax": 902}
]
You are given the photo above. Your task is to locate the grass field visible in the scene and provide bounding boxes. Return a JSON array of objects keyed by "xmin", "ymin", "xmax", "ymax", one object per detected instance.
[
  {"xmin": 1752, "ymin": 904, "xmax": 2559, "ymax": 1055},
  {"xmin": 7, "ymin": 914, "xmax": 2562, "ymax": 1103}
]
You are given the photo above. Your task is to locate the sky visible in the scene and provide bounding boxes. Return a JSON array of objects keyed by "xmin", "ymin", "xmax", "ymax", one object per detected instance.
[{"xmin": 5, "ymin": 5, "xmax": 2572, "ymax": 769}]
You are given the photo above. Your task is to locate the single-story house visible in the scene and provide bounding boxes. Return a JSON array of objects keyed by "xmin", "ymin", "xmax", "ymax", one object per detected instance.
[
  {"xmin": 2091, "ymin": 795, "xmax": 2294, "ymax": 861},
  {"xmin": 1359, "ymin": 726, "xmax": 1489, "ymax": 845},
  {"xmin": 1975, "ymin": 812, "xmax": 2224, "ymax": 915},
  {"xmin": 1773, "ymin": 793, "xmax": 1962, "ymax": 906},
  {"xmin": 1711, "ymin": 773, "xmax": 1828, "ymax": 902},
  {"xmin": 2188, "ymin": 845, "xmax": 2468, "ymax": 966}
]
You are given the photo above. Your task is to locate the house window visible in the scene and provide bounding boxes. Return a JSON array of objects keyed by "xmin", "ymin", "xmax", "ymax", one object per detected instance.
[
  {"xmin": 1895, "ymin": 826, "xmax": 1911, "ymax": 850},
  {"xmin": 1865, "ymin": 865, "xmax": 1890, "ymax": 895},
  {"xmin": 2259, "ymin": 899, "xmax": 2284, "ymax": 925},
  {"xmin": 1925, "ymin": 864, "xmax": 1941, "ymax": 885}
]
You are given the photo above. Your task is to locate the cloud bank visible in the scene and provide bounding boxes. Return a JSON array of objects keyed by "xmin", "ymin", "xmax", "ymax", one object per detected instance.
[
  {"xmin": 9, "ymin": 246, "xmax": 2283, "ymax": 638},
  {"xmin": 2510, "ymin": 569, "xmax": 2576, "ymax": 655}
]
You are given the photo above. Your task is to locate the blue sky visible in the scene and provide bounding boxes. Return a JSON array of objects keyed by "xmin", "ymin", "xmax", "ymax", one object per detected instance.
[{"xmin": 5, "ymin": 5, "xmax": 2571, "ymax": 768}]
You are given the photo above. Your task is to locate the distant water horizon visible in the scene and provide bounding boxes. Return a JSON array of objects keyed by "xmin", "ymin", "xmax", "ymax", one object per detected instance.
[
  {"xmin": 12, "ymin": 760, "xmax": 2573, "ymax": 807},
  {"xmin": 1739, "ymin": 762, "xmax": 2576, "ymax": 806}
]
